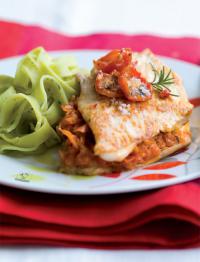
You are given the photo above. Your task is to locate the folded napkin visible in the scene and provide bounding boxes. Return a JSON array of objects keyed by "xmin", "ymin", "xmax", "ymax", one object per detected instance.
[
  {"xmin": 0, "ymin": 20, "xmax": 200, "ymax": 249},
  {"xmin": 1, "ymin": 182, "xmax": 200, "ymax": 249}
]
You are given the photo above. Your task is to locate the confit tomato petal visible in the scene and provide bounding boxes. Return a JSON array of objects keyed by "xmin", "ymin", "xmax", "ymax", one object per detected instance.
[
  {"xmin": 159, "ymin": 89, "xmax": 170, "ymax": 99},
  {"xmin": 95, "ymin": 71, "xmax": 123, "ymax": 98},
  {"xmin": 94, "ymin": 48, "xmax": 132, "ymax": 74},
  {"xmin": 118, "ymin": 65, "xmax": 152, "ymax": 102}
]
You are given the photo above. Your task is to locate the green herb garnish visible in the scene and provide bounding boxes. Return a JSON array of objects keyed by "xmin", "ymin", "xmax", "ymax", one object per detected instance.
[{"xmin": 150, "ymin": 64, "xmax": 178, "ymax": 97}]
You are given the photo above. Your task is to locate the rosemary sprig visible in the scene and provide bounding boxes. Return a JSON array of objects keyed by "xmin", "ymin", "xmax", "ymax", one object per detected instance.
[{"xmin": 150, "ymin": 64, "xmax": 179, "ymax": 97}]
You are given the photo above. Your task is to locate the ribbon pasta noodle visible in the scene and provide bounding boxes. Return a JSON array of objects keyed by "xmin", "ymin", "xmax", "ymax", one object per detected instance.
[{"xmin": 0, "ymin": 47, "xmax": 79, "ymax": 153}]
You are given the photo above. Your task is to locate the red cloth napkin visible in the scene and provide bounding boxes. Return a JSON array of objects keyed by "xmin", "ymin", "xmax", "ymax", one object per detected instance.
[
  {"xmin": 1, "ymin": 182, "xmax": 200, "ymax": 249},
  {"xmin": 0, "ymin": 20, "xmax": 200, "ymax": 64},
  {"xmin": 0, "ymin": 20, "xmax": 200, "ymax": 249}
]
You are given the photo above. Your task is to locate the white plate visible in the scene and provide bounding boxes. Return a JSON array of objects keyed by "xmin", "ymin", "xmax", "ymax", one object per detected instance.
[{"xmin": 0, "ymin": 50, "xmax": 200, "ymax": 195}]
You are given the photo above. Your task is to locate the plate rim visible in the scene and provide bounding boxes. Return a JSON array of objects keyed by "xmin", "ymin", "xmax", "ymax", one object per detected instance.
[
  {"xmin": 1, "ymin": 171, "xmax": 200, "ymax": 195},
  {"xmin": 0, "ymin": 49, "xmax": 199, "ymax": 70}
]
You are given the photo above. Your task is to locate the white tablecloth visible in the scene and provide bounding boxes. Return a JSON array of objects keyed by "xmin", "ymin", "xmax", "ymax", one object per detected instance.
[{"xmin": 0, "ymin": 0, "xmax": 199, "ymax": 261}]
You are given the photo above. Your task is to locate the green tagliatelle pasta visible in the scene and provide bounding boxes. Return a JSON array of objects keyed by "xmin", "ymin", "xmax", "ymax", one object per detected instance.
[{"xmin": 0, "ymin": 47, "xmax": 80, "ymax": 153}]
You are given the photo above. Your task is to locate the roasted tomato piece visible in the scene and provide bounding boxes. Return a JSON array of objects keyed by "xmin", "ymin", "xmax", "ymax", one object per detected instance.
[
  {"xmin": 118, "ymin": 65, "xmax": 152, "ymax": 102},
  {"xmin": 158, "ymin": 89, "xmax": 170, "ymax": 99},
  {"xmin": 94, "ymin": 48, "xmax": 132, "ymax": 74},
  {"xmin": 95, "ymin": 70, "xmax": 124, "ymax": 98}
]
